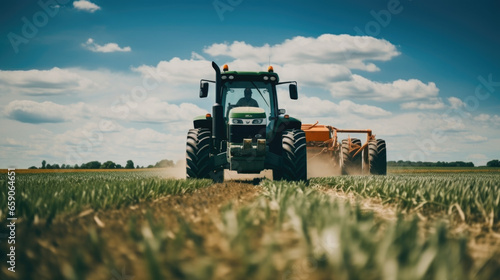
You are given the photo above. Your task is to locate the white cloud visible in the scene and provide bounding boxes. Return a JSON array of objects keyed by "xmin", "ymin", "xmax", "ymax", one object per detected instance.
[
  {"xmin": 191, "ymin": 52, "xmax": 206, "ymax": 60},
  {"xmin": 133, "ymin": 57, "xmax": 214, "ymax": 85},
  {"xmin": 330, "ymin": 75, "xmax": 439, "ymax": 101},
  {"xmin": 4, "ymin": 100, "xmax": 92, "ymax": 123},
  {"xmin": 73, "ymin": 0, "xmax": 101, "ymax": 13},
  {"xmin": 448, "ymin": 97, "xmax": 465, "ymax": 109},
  {"xmin": 5, "ymin": 96, "xmax": 206, "ymax": 125},
  {"xmin": 400, "ymin": 99, "xmax": 445, "ymax": 110},
  {"xmin": 82, "ymin": 38, "xmax": 131, "ymax": 53},
  {"xmin": 471, "ymin": 114, "xmax": 500, "ymax": 128},
  {"xmin": 278, "ymin": 92, "xmax": 391, "ymax": 118},
  {"xmin": 204, "ymin": 34, "xmax": 400, "ymax": 72},
  {"xmin": 473, "ymin": 113, "xmax": 490, "ymax": 122},
  {"xmin": 223, "ymin": 62, "xmax": 438, "ymax": 102},
  {"xmin": 464, "ymin": 134, "xmax": 488, "ymax": 143},
  {"xmin": 0, "ymin": 67, "xmax": 95, "ymax": 95},
  {"xmin": 278, "ymin": 63, "xmax": 352, "ymax": 85},
  {"xmin": 134, "ymin": 35, "xmax": 436, "ymax": 102},
  {"xmin": 16, "ymin": 123, "xmax": 184, "ymax": 167},
  {"xmin": 466, "ymin": 153, "xmax": 488, "ymax": 160},
  {"xmin": 338, "ymin": 100, "xmax": 392, "ymax": 117},
  {"xmin": 104, "ymin": 97, "xmax": 208, "ymax": 123}
]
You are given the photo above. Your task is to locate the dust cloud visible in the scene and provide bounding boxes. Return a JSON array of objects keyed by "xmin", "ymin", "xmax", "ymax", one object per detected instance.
[
  {"xmin": 307, "ymin": 155, "xmax": 341, "ymax": 178},
  {"xmin": 159, "ymin": 163, "xmax": 186, "ymax": 179}
]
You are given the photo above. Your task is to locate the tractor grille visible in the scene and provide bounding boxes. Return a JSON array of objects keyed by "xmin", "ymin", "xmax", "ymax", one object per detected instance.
[{"xmin": 229, "ymin": 125, "xmax": 266, "ymax": 143}]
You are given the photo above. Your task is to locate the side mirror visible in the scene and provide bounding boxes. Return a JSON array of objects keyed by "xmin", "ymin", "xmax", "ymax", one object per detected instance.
[
  {"xmin": 278, "ymin": 109, "xmax": 286, "ymax": 115},
  {"xmin": 289, "ymin": 84, "xmax": 298, "ymax": 100},
  {"xmin": 200, "ymin": 82, "xmax": 209, "ymax": 98}
]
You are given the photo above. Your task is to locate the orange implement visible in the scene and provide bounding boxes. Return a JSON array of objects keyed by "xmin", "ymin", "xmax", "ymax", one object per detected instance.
[
  {"xmin": 301, "ymin": 121, "xmax": 386, "ymax": 176},
  {"xmin": 302, "ymin": 123, "xmax": 331, "ymax": 142}
]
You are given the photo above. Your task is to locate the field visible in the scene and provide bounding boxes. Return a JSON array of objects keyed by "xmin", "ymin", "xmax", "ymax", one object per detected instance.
[{"xmin": 1, "ymin": 168, "xmax": 499, "ymax": 279}]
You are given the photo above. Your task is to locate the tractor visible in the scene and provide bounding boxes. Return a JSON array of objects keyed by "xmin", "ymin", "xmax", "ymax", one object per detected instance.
[{"xmin": 186, "ymin": 62, "xmax": 307, "ymax": 182}]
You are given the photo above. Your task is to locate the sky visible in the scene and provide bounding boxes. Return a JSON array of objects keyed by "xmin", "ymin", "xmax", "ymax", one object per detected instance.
[{"xmin": 1, "ymin": 0, "xmax": 499, "ymax": 168}]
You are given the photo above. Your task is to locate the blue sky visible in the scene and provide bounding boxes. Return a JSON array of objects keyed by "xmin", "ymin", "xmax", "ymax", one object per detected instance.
[{"xmin": 1, "ymin": 0, "xmax": 499, "ymax": 168}]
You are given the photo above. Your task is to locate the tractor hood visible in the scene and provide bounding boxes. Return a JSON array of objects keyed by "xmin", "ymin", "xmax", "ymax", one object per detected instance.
[{"xmin": 228, "ymin": 107, "xmax": 266, "ymax": 119}]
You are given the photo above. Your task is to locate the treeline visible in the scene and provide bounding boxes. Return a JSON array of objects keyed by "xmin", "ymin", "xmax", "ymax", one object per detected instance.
[
  {"xmin": 29, "ymin": 159, "xmax": 175, "ymax": 170},
  {"xmin": 487, "ymin": 160, "xmax": 500, "ymax": 167},
  {"xmin": 388, "ymin": 160, "xmax": 475, "ymax": 167}
]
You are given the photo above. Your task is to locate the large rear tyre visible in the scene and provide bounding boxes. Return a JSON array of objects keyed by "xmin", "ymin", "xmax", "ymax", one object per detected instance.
[
  {"xmin": 340, "ymin": 138, "xmax": 362, "ymax": 175},
  {"xmin": 186, "ymin": 128, "xmax": 211, "ymax": 179},
  {"xmin": 368, "ymin": 139, "xmax": 387, "ymax": 175},
  {"xmin": 280, "ymin": 129, "xmax": 307, "ymax": 181}
]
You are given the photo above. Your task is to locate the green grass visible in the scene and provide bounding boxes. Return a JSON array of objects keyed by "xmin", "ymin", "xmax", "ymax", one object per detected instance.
[
  {"xmin": 0, "ymin": 171, "xmax": 212, "ymax": 224},
  {"xmin": 133, "ymin": 180, "xmax": 499, "ymax": 279},
  {"xmin": 388, "ymin": 166, "xmax": 500, "ymax": 173},
  {"xmin": 311, "ymin": 174, "xmax": 500, "ymax": 226}
]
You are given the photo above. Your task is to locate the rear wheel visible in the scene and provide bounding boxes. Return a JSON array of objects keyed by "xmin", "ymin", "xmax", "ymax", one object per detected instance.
[
  {"xmin": 280, "ymin": 129, "xmax": 307, "ymax": 181},
  {"xmin": 186, "ymin": 128, "xmax": 211, "ymax": 179},
  {"xmin": 340, "ymin": 138, "xmax": 362, "ymax": 175},
  {"xmin": 368, "ymin": 139, "xmax": 387, "ymax": 175}
]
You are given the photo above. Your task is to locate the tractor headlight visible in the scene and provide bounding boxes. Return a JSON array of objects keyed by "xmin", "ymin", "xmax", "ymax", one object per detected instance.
[
  {"xmin": 232, "ymin": 118, "xmax": 243, "ymax": 124},
  {"xmin": 252, "ymin": 118, "xmax": 265, "ymax": 125}
]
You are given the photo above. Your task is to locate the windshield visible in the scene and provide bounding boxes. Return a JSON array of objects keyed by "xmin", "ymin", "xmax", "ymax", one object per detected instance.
[{"xmin": 221, "ymin": 81, "xmax": 273, "ymax": 119}]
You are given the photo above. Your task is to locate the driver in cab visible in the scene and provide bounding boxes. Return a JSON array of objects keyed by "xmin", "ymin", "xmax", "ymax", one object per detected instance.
[{"xmin": 236, "ymin": 88, "xmax": 259, "ymax": 107}]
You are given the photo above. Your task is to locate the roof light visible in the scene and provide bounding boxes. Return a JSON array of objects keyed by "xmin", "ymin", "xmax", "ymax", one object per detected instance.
[
  {"xmin": 270, "ymin": 76, "xmax": 276, "ymax": 81},
  {"xmin": 263, "ymin": 76, "xmax": 269, "ymax": 81},
  {"xmin": 268, "ymin": 66, "xmax": 274, "ymax": 72},
  {"xmin": 229, "ymin": 75, "xmax": 234, "ymax": 80},
  {"xmin": 206, "ymin": 113, "xmax": 212, "ymax": 118},
  {"xmin": 223, "ymin": 64, "xmax": 229, "ymax": 72},
  {"xmin": 221, "ymin": 75, "xmax": 227, "ymax": 80}
]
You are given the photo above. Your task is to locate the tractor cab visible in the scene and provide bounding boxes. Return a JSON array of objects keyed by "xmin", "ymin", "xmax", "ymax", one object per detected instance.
[{"xmin": 222, "ymin": 81, "xmax": 271, "ymax": 120}]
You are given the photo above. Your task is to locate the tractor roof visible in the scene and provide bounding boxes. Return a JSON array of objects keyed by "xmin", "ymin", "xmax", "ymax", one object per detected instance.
[
  {"xmin": 223, "ymin": 71, "xmax": 276, "ymax": 75},
  {"xmin": 221, "ymin": 71, "xmax": 280, "ymax": 83}
]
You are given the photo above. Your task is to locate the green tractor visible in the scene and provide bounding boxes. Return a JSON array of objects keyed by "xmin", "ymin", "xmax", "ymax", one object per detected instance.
[{"xmin": 186, "ymin": 62, "xmax": 307, "ymax": 182}]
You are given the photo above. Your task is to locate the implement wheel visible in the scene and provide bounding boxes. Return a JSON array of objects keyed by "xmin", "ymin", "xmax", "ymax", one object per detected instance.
[
  {"xmin": 368, "ymin": 139, "xmax": 387, "ymax": 175},
  {"xmin": 340, "ymin": 138, "xmax": 362, "ymax": 175}
]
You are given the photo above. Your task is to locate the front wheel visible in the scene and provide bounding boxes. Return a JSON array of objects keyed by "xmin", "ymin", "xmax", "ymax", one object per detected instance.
[
  {"xmin": 279, "ymin": 129, "xmax": 307, "ymax": 181},
  {"xmin": 186, "ymin": 128, "xmax": 211, "ymax": 179}
]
